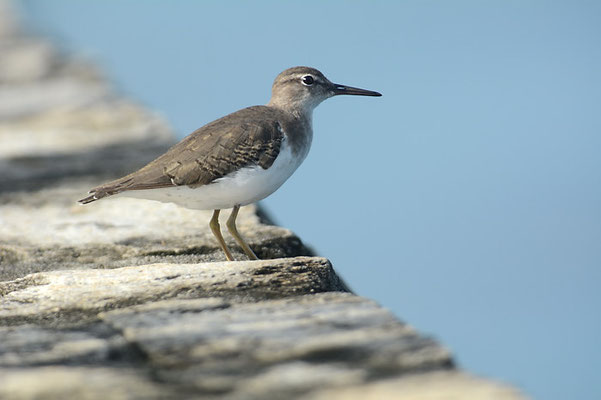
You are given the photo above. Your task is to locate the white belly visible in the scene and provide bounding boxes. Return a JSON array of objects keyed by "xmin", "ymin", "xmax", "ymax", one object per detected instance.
[{"xmin": 118, "ymin": 139, "xmax": 306, "ymax": 210}]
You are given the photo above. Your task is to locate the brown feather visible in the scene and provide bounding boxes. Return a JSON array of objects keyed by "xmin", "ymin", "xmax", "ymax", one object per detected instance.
[{"xmin": 79, "ymin": 106, "xmax": 292, "ymax": 203}]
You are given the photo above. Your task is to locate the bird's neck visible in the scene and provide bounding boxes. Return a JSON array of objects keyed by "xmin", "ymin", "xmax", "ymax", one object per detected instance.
[
  {"xmin": 267, "ymin": 93, "xmax": 319, "ymax": 118},
  {"xmin": 267, "ymin": 99, "xmax": 313, "ymax": 131},
  {"xmin": 266, "ymin": 101, "xmax": 313, "ymax": 160}
]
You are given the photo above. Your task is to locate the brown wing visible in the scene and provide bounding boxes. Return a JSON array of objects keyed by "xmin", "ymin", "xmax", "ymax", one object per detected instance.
[{"xmin": 79, "ymin": 106, "xmax": 283, "ymax": 203}]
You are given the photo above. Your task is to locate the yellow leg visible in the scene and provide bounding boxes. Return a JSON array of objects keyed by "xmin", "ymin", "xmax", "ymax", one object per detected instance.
[
  {"xmin": 226, "ymin": 205, "xmax": 258, "ymax": 260},
  {"xmin": 209, "ymin": 209, "xmax": 234, "ymax": 261}
]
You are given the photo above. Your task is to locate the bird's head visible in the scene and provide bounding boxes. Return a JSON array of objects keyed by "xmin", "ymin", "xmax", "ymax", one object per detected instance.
[{"xmin": 268, "ymin": 66, "xmax": 381, "ymax": 115}]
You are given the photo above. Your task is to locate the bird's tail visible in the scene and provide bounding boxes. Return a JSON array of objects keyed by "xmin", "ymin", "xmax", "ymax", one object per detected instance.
[
  {"xmin": 78, "ymin": 192, "xmax": 100, "ymax": 204},
  {"xmin": 78, "ymin": 177, "xmax": 134, "ymax": 205}
]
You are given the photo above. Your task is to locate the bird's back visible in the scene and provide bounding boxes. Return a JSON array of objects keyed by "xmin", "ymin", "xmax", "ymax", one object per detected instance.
[{"xmin": 79, "ymin": 105, "xmax": 292, "ymax": 204}]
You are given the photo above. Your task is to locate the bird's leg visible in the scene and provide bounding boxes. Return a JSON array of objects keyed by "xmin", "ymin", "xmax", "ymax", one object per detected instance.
[
  {"xmin": 226, "ymin": 205, "xmax": 258, "ymax": 260},
  {"xmin": 209, "ymin": 209, "xmax": 234, "ymax": 261}
]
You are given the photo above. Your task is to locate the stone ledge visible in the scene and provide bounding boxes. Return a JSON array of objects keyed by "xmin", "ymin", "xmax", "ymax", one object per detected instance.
[
  {"xmin": 1, "ymin": 257, "xmax": 346, "ymax": 326},
  {"xmin": 306, "ymin": 371, "xmax": 527, "ymax": 400},
  {"xmin": 0, "ymin": 367, "xmax": 174, "ymax": 400},
  {"xmin": 99, "ymin": 293, "xmax": 452, "ymax": 398}
]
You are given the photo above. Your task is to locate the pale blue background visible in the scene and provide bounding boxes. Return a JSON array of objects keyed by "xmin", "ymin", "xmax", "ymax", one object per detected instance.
[{"xmin": 19, "ymin": 1, "xmax": 601, "ymax": 399}]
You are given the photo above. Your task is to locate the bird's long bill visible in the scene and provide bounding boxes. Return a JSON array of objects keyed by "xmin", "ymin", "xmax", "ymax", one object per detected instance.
[{"xmin": 333, "ymin": 84, "xmax": 382, "ymax": 97}]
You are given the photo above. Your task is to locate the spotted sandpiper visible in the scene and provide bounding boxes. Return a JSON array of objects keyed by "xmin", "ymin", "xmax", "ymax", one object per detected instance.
[{"xmin": 79, "ymin": 66, "xmax": 381, "ymax": 261}]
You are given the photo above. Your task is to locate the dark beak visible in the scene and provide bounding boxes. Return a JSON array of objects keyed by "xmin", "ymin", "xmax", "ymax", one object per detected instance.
[{"xmin": 332, "ymin": 84, "xmax": 382, "ymax": 97}]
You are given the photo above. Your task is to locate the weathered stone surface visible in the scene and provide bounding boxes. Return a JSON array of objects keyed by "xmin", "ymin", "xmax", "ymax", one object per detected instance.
[
  {"xmin": 0, "ymin": 367, "xmax": 174, "ymax": 400},
  {"xmin": 0, "ymin": 2, "xmax": 526, "ymax": 399},
  {"xmin": 0, "ymin": 10, "xmax": 172, "ymax": 192},
  {"xmin": 1, "ymin": 257, "xmax": 345, "ymax": 325},
  {"xmin": 0, "ymin": 104, "xmax": 172, "ymax": 192},
  {"xmin": 0, "ymin": 323, "xmax": 134, "ymax": 367},
  {"xmin": 306, "ymin": 371, "xmax": 527, "ymax": 400},
  {"xmin": 99, "ymin": 293, "xmax": 451, "ymax": 399}
]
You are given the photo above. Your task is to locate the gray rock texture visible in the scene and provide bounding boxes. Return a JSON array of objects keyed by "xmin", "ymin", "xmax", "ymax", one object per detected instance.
[{"xmin": 0, "ymin": 2, "xmax": 525, "ymax": 399}]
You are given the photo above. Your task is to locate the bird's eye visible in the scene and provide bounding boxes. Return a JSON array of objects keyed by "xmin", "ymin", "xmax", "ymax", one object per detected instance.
[{"xmin": 301, "ymin": 75, "xmax": 314, "ymax": 86}]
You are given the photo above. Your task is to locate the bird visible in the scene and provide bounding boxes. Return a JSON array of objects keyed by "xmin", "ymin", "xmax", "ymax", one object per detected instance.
[{"xmin": 79, "ymin": 66, "xmax": 381, "ymax": 261}]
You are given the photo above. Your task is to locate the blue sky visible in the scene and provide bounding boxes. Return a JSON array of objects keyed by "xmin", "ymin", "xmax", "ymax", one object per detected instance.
[{"xmin": 19, "ymin": 1, "xmax": 601, "ymax": 398}]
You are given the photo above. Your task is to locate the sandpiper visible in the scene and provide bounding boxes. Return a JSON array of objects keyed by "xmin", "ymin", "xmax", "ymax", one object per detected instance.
[{"xmin": 79, "ymin": 66, "xmax": 381, "ymax": 261}]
